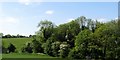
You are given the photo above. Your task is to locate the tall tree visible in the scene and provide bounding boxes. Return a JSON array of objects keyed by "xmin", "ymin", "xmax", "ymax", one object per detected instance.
[{"xmin": 36, "ymin": 20, "xmax": 55, "ymax": 42}]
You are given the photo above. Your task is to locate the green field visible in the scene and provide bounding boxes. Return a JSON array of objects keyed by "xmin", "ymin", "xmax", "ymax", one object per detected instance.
[
  {"xmin": 2, "ymin": 38, "xmax": 33, "ymax": 52},
  {"xmin": 2, "ymin": 53, "xmax": 60, "ymax": 60},
  {"xmin": 2, "ymin": 53, "xmax": 56, "ymax": 58},
  {"xmin": 2, "ymin": 38, "xmax": 59, "ymax": 59}
]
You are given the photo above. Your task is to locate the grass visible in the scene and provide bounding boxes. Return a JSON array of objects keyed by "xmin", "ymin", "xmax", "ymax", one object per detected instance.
[
  {"xmin": 2, "ymin": 38, "xmax": 60, "ymax": 60},
  {"xmin": 2, "ymin": 38, "xmax": 33, "ymax": 52},
  {"xmin": 2, "ymin": 53, "xmax": 56, "ymax": 58},
  {"xmin": 0, "ymin": 54, "xmax": 2, "ymax": 60},
  {"xmin": 2, "ymin": 53, "xmax": 60, "ymax": 60}
]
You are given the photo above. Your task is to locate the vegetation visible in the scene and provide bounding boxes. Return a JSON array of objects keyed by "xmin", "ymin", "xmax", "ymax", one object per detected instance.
[
  {"xmin": 2, "ymin": 38, "xmax": 33, "ymax": 53},
  {"xmin": 2, "ymin": 16, "xmax": 120, "ymax": 59},
  {"xmin": 2, "ymin": 53, "xmax": 57, "ymax": 58}
]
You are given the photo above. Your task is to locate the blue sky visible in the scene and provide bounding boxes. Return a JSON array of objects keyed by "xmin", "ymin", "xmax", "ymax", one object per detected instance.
[{"xmin": 0, "ymin": 2, "xmax": 118, "ymax": 36}]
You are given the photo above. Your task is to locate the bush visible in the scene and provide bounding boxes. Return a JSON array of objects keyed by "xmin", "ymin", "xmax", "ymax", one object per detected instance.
[
  {"xmin": 43, "ymin": 37, "xmax": 54, "ymax": 56},
  {"xmin": 68, "ymin": 48, "xmax": 84, "ymax": 59},
  {"xmin": 51, "ymin": 41, "xmax": 61, "ymax": 57},
  {"xmin": 59, "ymin": 42, "xmax": 70, "ymax": 58},
  {"xmin": 21, "ymin": 42, "xmax": 33, "ymax": 53},
  {"xmin": 7, "ymin": 43, "xmax": 16, "ymax": 53},
  {"xmin": 31, "ymin": 39, "xmax": 44, "ymax": 53},
  {"xmin": 2, "ymin": 46, "xmax": 8, "ymax": 53}
]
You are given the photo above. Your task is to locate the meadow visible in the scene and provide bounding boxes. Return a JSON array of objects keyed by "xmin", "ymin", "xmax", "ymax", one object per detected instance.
[
  {"xmin": 2, "ymin": 53, "xmax": 60, "ymax": 60},
  {"xmin": 2, "ymin": 38, "xmax": 33, "ymax": 52},
  {"xmin": 2, "ymin": 53, "xmax": 56, "ymax": 58},
  {"xmin": 2, "ymin": 38, "xmax": 59, "ymax": 59}
]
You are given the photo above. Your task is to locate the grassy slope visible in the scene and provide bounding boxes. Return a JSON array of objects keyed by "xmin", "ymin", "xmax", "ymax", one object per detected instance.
[
  {"xmin": 2, "ymin": 38, "xmax": 33, "ymax": 52},
  {"xmin": 2, "ymin": 38, "xmax": 58, "ymax": 59},
  {"xmin": 2, "ymin": 53, "xmax": 56, "ymax": 58},
  {"xmin": 2, "ymin": 53, "xmax": 60, "ymax": 60}
]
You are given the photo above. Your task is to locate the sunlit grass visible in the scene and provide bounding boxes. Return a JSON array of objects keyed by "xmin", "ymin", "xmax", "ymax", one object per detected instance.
[
  {"xmin": 2, "ymin": 53, "xmax": 57, "ymax": 58},
  {"xmin": 2, "ymin": 38, "xmax": 33, "ymax": 52}
]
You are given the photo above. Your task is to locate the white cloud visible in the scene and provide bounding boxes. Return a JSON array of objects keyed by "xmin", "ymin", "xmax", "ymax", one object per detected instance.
[
  {"xmin": 115, "ymin": 17, "xmax": 118, "ymax": 20},
  {"xmin": 0, "ymin": 17, "xmax": 19, "ymax": 25},
  {"xmin": 18, "ymin": 0, "xmax": 42, "ymax": 5},
  {"xmin": 18, "ymin": 0, "xmax": 31, "ymax": 5},
  {"xmin": 45, "ymin": 10, "xmax": 54, "ymax": 15},
  {"xmin": 6, "ymin": 17, "xmax": 19, "ymax": 23},
  {"xmin": 0, "ymin": 16, "xmax": 20, "ymax": 35},
  {"xmin": 68, "ymin": 18, "xmax": 75, "ymax": 22},
  {"xmin": 96, "ymin": 18, "xmax": 109, "ymax": 23}
]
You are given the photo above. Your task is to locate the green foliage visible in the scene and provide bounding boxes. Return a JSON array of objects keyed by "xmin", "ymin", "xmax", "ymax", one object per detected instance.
[
  {"xmin": 51, "ymin": 41, "xmax": 61, "ymax": 57},
  {"xmin": 4, "ymin": 34, "xmax": 12, "ymax": 38},
  {"xmin": 94, "ymin": 20, "xmax": 120, "ymax": 59},
  {"xmin": 59, "ymin": 42, "xmax": 70, "ymax": 58},
  {"xmin": 68, "ymin": 48, "xmax": 83, "ymax": 59},
  {"xmin": 75, "ymin": 29, "xmax": 92, "ymax": 48},
  {"xmin": 35, "ymin": 17, "xmax": 120, "ymax": 59},
  {"xmin": 43, "ymin": 37, "xmax": 54, "ymax": 56},
  {"xmin": 21, "ymin": 39, "xmax": 44, "ymax": 53},
  {"xmin": 22, "ymin": 42, "xmax": 33, "ymax": 53},
  {"xmin": 7, "ymin": 43, "xmax": 16, "ymax": 53},
  {"xmin": 31, "ymin": 39, "xmax": 43, "ymax": 53},
  {"xmin": 56, "ymin": 24, "xmax": 69, "ymax": 42},
  {"xmin": 2, "ymin": 46, "xmax": 8, "ymax": 53},
  {"xmin": 74, "ymin": 29, "xmax": 92, "ymax": 59},
  {"xmin": 37, "ymin": 20, "xmax": 55, "ymax": 41}
]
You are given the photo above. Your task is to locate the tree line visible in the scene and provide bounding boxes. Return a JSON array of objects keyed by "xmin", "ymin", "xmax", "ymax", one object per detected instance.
[
  {"xmin": 2, "ymin": 16, "xmax": 120, "ymax": 59},
  {"xmin": 0, "ymin": 33, "xmax": 35, "ymax": 38}
]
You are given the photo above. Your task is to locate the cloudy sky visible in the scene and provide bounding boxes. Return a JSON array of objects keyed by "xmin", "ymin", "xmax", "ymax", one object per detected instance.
[{"xmin": 0, "ymin": 1, "xmax": 118, "ymax": 36}]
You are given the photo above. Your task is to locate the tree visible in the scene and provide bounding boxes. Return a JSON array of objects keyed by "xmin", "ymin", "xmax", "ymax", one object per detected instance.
[
  {"xmin": 17, "ymin": 34, "xmax": 20, "ymax": 38},
  {"xmin": 36, "ymin": 20, "xmax": 56, "ymax": 44},
  {"xmin": 4, "ymin": 34, "xmax": 11, "ymax": 38},
  {"xmin": 56, "ymin": 23, "xmax": 69, "ymax": 42},
  {"xmin": 94, "ymin": 20, "xmax": 120, "ymax": 59},
  {"xmin": 29, "ymin": 35, "xmax": 32, "ymax": 38},
  {"xmin": 75, "ymin": 16, "xmax": 87, "ymax": 30},
  {"xmin": 74, "ymin": 29, "xmax": 92, "ymax": 59},
  {"xmin": 33, "ymin": 16, "xmax": 120, "ymax": 59}
]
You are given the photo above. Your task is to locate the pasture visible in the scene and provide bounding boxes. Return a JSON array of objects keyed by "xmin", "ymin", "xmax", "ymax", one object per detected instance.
[
  {"xmin": 2, "ymin": 38, "xmax": 60, "ymax": 60},
  {"xmin": 2, "ymin": 53, "xmax": 60, "ymax": 60},
  {"xmin": 2, "ymin": 38, "xmax": 33, "ymax": 52},
  {"xmin": 2, "ymin": 53, "xmax": 56, "ymax": 58}
]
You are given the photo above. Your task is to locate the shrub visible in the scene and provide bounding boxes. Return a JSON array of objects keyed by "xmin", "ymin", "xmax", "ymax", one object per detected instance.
[
  {"xmin": 2, "ymin": 46, "xmax": 8, "ymax": 53},
  {"xmin": 51, "ymin": 41, "xmax": 61, "ymax": 57},
  {"xmin": 43, "ymin": 38, "xmax": 54, "ymax": 56},
  {"xmin": 59, "ymin": 42, "xmax": 70, "ymax": 58},
  {"xmin": 7, "ymin": 43, "xmax": 16, "ymax": 53},
  {"xmin": 31, "ymin": 39, "xmax": 44, "ymax": 53},
  {"xmin": 21, "ymin": 42, "xmax": 33, "ymax": 53},
  {"xmin": 68, "ymin": 48, "xmax": 84, "ymax": 59}
]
